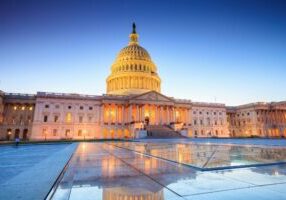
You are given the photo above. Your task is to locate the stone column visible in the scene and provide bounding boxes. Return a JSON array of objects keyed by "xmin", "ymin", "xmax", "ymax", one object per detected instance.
[
  {"xmin": 160, "ymin": 106, "xmax": 163, "ymax": 124},
  {"xmin": 108, "ymin": 105, "xmax": 112, "ymax": 125},
  {"xmin": 153, "ymin": 105, "xmax": 155, "ymax": 125},
  {"xmin": 173, "ymin": 107, "xmax": 176, "ymax": 123},
  {"xmin": 188, "ymin": 108, "xmax": 192, "ymax": 125},
  {"xmin": 166, "ymin": 106, "xmax": 169, "ymax": 124},
  {"xmin": 157, "ymin": 105, "xmax": 160, "ymax": 124},
  {"xmin": 142, "ymin": 105, "xmax": 145, "ymax": 122},
  {"xmin": 170, "ymin": 106, "xmax": 172, "ymax": 124},
  {"xmin": 115, "ymin": 105, "xmax": 118, "ymax": 125},
  {"xmin": 136, "ymin": 105, "xmax": 139, "ymax": 122},
  {"xmin": 271, "ymin": 111, "xmax": 275, "ymax": 124},
  {"xmin": 129, "ymin": 105, "xmax": 132, "ymax": 122},
  {"xmin": 121, "ymin": 106, "xmax": 125, "ymax": 124},
  {"xmin": 185, "ymin": 109, "xmax": 188, "ymax": 124}
]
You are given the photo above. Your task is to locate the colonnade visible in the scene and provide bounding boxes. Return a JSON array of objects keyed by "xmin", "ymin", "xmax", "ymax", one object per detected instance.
[
  {"xmin": 257, "ymin": 110, "xmax": 286, "ymax": 137},
  {"xmin": 107, "ymin": 76, "xmax": 160, "ymax": 93},
  {"xmin": 101, "ymin": 103, "xmax": 191, "ymax": 125},
  {"xmin": 258, "ymin": 110, "xmax": 286, "ymax": 124}
]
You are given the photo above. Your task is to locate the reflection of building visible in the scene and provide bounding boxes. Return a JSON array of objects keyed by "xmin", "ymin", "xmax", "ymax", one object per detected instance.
[
  {"xmin": 102, "ymin": 188, "xmax": 164, "ymax": 200},
  {"xmin": 229, "ymin": 146, "xmax": 286, "ymax": 163},
  {"xmin": 0, "ymin": 24, "xmax": 286, "ymax": 140},
  {"xmin": 117, "ymin": 142, "xmax": 232, "ymax": 168},
  {"xmin": 56, "ymin": 143, "xmax": 196, "ymax": 200}
]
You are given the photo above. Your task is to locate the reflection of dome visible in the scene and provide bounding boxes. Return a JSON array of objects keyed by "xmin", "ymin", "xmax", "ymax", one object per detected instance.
[
  {"xmin": 106, "ymin": 23, "xmax": 161, "ymax": 95},
  {"xmin": 103, "ymin": 188, "xmax": 164, "ymax": 200}
]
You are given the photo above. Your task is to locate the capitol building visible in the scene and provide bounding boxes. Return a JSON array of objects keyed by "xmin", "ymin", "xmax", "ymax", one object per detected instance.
[{"xmin": 0, "ymin": 24, "xmax": 286, "ymax": 141}]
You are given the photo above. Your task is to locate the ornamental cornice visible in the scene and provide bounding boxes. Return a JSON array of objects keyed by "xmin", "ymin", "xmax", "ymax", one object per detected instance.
[{"xmin": 106, "ymin": 73, "xmax": 161, "ymax": 82}]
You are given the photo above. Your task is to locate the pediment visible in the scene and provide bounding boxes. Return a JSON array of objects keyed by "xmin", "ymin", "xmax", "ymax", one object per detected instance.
[{"xmin": 130, "ymin": 91, "xmax": 174, "ymax": 103}]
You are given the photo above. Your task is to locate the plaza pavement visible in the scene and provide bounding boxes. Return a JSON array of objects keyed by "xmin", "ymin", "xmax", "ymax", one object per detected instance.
[{"xmin": 0, "ymin": 143, "xmax": 78, "ymax": 200}]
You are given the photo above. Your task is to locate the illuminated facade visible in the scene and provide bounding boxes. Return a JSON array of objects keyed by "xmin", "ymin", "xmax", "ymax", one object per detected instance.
[
  {"xmin": 0, "ymin": 24, "xmax": 285, "ymax": 140},
  {"xmin": 227, "ymin": 102, "xmax": 286, "ymax": 138}
]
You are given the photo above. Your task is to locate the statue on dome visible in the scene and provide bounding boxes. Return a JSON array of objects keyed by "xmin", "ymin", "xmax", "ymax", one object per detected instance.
[{"xmin": 132, "ymin": 22, "xmax": 136, "ymax": 34}]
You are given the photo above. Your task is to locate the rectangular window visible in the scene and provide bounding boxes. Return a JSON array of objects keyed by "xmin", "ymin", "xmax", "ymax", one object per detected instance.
[
  {"xmin": 54, "ymin": 116, "xmax": 59, "ymax": 122},
  {"xmin": 80, "ymin": 106, "xmax": 84, "ymax": 110},
  {"xmin": 88, "ymin": 116, "xmax": 92, "ymax": 122},
  {"xmin": 28, "ymin": 116, "xmax": 31, "ymax": 123},
  {"xmin": 194, "ymin": 120, "xmax": 197, "ymax": 125},
  {"xmin": 79, "ymin": 116, "xmax": 83, "ymax": 123},
  {"xmin": 65, "ymin": 129, "xmax": 70, "ymax": 137},
  {"xmin": 89, "ymin": 106, "xmax": 93, "ymax": 110},
  {"xmin": 42, "ymin": 128, "xmax": 47, "ymax": 136},
  {"xmin": 44, "ymin": 115, "xmax": 48, "ymax": 122},
  {"xmin": 53, "ymin": 129, "xmax": 57, "ymax": 136},
  {"xmin": 45, "ymin": 105, "xmax": 49, "ymax": 108}
]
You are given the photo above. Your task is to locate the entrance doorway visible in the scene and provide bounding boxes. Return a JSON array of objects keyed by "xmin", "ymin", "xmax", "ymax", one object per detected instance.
[
  {"xmin": 7, "ymin": 129, "xmax": 12, "ymax": 140},
  {"xmin": 15, "ymin": 129, "xmax": 20, "ymax": 139},
  {"xmin": 145, "ymin": 116, "xmax": 150, "ymax": 125},
  {"xmin": 23, "ymin": 129, "xmax": 28, "ymax": 140}
]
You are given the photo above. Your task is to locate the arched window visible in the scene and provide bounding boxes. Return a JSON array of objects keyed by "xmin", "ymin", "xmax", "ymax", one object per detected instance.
[
  {"xmin": 78, "ymin": 130, "xmax": 82, "ymax": 136},
  {"xmin": 66, "ymin": 113, "xmax": 72, "ymax": 123},
  {"xmin": 23, "ymin": 129, "xmax": 28, "ymax": 140},
  {"xmin": 7, "ymin": 129, "xmax": 12, "ymax": 140},
  {"xmin": 15, "ymin": 129, "xmax": 20, "ymax": 139}
]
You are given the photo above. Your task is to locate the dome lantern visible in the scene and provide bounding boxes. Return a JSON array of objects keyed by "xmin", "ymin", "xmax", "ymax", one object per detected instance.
[{"xmin": 129, "ymin": 22, "xmax": 139, "ymax": 45}]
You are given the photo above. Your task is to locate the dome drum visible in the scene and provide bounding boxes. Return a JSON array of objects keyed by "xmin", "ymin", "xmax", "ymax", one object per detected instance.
[{"xmin": 107, "ymin": 75, "xmax": 160, "ymax": 95}]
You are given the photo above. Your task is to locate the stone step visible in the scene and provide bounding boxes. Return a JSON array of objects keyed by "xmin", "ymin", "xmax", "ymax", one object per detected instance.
[{"xmin": 146, "ymin": 125, "xmax": 185, "ymax": 138}]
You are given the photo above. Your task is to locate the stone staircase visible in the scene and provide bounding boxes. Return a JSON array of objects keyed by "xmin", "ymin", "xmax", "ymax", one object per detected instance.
[{"xmin": 146, "ymin": 125, "xmax": 185, "ymax": 138}]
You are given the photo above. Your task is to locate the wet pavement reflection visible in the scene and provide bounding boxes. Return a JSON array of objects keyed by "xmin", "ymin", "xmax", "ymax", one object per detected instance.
[
  {"xmin": 50, "ymin": 142, "xmax": 286, "ymax": 200},
  {"xmin": 114, "ymin": 142, "xmax": 286, "ymax": 169}
]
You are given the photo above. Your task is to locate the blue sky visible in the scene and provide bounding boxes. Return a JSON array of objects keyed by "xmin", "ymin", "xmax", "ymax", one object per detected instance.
[{"xmin": 0, "ymin": 0, "xmax": 285, "ymax": 106}]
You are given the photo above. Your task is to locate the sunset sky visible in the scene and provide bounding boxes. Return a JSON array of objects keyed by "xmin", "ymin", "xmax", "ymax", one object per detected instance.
[{"xmin": 1, "ymin": 0, "xmax": 286, "ymax": 105}]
